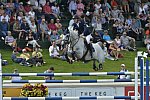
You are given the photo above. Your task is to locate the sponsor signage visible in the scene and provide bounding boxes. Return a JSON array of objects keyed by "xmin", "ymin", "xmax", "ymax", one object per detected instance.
[
  {"xmin": 125, "ymin": 86, "xmax": 150, "ymax": 100},
  {"xmin": 3, "ymin": 88, "xmax": 21, "ymax": 97},
  {"xmin": 48, "ymin": 87, "xmax": 124, "ymax": 97}
]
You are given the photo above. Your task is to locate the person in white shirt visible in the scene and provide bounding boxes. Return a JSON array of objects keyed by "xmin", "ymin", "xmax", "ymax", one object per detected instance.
[
  {"xmin": 10, "ymin": 69, "xmax": 22, "ymax": 80},
  {"xmin": 1, "ymin": 13, "xmax": 10, "ymax": 22},
  {"xmin": 69, "ymin": 0, "xmax": 77, "ymax": 16},
  {"xmin": 49, "ymin": 41, "xmax": 60, "ymax": 58},
  {"xmin": 118, "ymin": 64, "xmax": 130, "ymax": 79},
  {"xmin": 39, "ymin": 0, "xmax": 46, "ymax": 6}
]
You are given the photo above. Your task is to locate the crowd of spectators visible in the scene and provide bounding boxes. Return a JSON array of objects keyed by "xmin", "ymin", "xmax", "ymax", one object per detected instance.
[{"xmin": 0, "ymin": 0, "xmax": 150, "ymax": 64}]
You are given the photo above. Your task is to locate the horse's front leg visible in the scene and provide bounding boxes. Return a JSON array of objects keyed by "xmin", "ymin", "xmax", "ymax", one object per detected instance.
[
  {"xmin": 99, "ymin": 63, "xmax": 103, "ymax": 70},
  {"xmin": 65, "ymin": 52, "xmax": 73, "ymax": 64},
  {"xmin": 93, "ymin": 60, "xmax": 98, "ymax": 71}
]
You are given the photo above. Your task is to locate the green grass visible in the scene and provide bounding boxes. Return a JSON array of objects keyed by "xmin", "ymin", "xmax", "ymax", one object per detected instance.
[{"xmin": 0, "ymin": 48, "xmax": 147, "ymax": 80}]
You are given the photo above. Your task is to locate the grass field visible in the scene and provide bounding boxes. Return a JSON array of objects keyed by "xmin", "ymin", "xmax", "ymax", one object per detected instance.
[{"xmin": 0, "ymin": 48, "xmax": 146, "ymax": 80}]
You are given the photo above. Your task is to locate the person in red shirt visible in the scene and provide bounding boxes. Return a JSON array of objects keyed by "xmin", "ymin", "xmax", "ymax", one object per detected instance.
[
  {"xmin": 24, "ymin": 2, "xmax": 31, "ymax": 13},
  {"xmin": 48, "ymin": 19, "xmax": 57, "ymax": 31},
  {"xmin": 43, "ymin": 2, "xmax": 52, "ymax": 14},
  {"xmin": 43, "ymin": 2, "xmax": 57, "ymax": 21},
  {"xmin": 111, "ymin": 0, "xmax": 118, "ymax": 8}
]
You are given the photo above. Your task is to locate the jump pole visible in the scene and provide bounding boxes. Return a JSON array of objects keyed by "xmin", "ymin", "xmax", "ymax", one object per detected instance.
[
  {"xmin": 146, "ymin": 59, "xmax": 149, "ymax": 100},
  {"xmin": 135, "ymin": 57, "xmax": 138, "ymax": 100},
  {"xmin": 0, "ymin": 54, "xmax": 2, "ymax": 100}
]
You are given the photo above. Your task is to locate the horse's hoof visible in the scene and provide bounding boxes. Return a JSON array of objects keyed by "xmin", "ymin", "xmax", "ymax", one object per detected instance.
[
  {"xmin": 99, "ymin": 64, "xmax": 103, "ymax": 70},
  {"xmin": 99, "ymin": 67, "xmax": 103, "ymax": 70},
  {"xmin": 93, "ymin": 67, "xmax": 98, "ymax": 71}
]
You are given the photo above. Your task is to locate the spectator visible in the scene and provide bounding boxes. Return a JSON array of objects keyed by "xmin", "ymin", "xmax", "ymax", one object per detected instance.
[
  {"xmin": 32, "ymin": 47, "xmax": 44, "ymax": 67},
  {"xmin": 44, "ymin": 67, "xmax": 55, "ymax": 80},
  {"xmin": 0, "ymin": 18, "xmax": 9, "ymax": 38},
  {"xmin": 76, "ymin": 0, "xmax": 84, "ymax": 17},
  {"xmin": 49, "ymin": 41, "xmax": 60, "ymax": 58},
  {"xmin": 118, "ymin": 64, "xmax": 130, "ymax": 79},
  {"xmin": 20, "ymin": 49, "xmax": 33, "ymax": 67},
  {"xmin": 122, "ymin": 0, "xmax": 129, "ymax": 13},
  {"xmin": 13, "ymin": 20, "xmax": 21, "ymax": 39},
  {"xmin": 0, "ymin": 5, "xmax": 5, "ymax": 15},
  {"xmin": 69, "ymin": 0, "xmax": 77, "ymax": 16},
  {"xmin": 5, "ymin": 31, "xmax": 17, "ymax": 50},
  {"xmin": 94, "ymin": 0, "xmax": 101, "ymax": 14},
  {"xmin": 26, "ymin": 32, "xmax": 41, "ymax": 51},
  {"xmin": 103, "ymin": 30, "xmax": 111, "ymax": 42},
  {"xmin": 39, "ymin": 0, "xmax": 46, "ymax": 7},
  {"xmin": 18, "ymin": 2, "xmax": 25, "ymax": 13},
  {"xmin": 50, "ymin": 30, "xmax": 60, "ymax": 43},
  {"xmin": 9, "ymin": 69, "xmax": 22, "ymax": 80},
  {"xmin": 48, "ymin": 19, "xmax": 57, "ymax": 31},
  {"xmin": 114, "ymin": 34, "xmax": 125, "ymax": 50},
  {"xmin": 120, "ymin": 32, "xmax": 136, "ymax": 51},
  {"xmin": 51, "ymin": 2, "xmax": 60, "ymax": 17},
  {"xmin": 29, "ymin": 20, "xmax": 38, "ymax": 39},
  {"xmin": 103, "ymin": 42, "xmax": 115, "ymax": 61},
  {"xmin": 11, "ymin": 50, "xmax": 24, "ymax": 64},
  {"xmin": 19, "ymin": 19, "xmax": 30, "ymax": 40},
  {"xmin": 144, "ymin": 35, "xmax": 150, "ymax": 54},
  {"xmin": 1, "ymin": 13, "xmax": 10, "ymax": 22},
  {"xmin": 24, "ymin": 2, "xmax": 32, "ymax": 13},
  {"xmin": 43, "ymin": 2, "xmax": 57, "ymax": 21},
  {"xmin": 40, "ymin": 18, "xmax": 50, "ymax": 41},
  {"xmin": 55, "ymin": 18, "xmax": 63, "ymax": 35},
  {"xmin": 108, "ymin": 41, "xmax": 120, "ymax": 60}
]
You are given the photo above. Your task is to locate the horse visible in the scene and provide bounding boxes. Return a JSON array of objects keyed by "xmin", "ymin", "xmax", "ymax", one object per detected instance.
[{"xmin": 64, "ymin": 26, "xmax": 105, "ymax": 71}]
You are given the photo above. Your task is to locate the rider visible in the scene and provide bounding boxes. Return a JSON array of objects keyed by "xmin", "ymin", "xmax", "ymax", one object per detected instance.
[
  {"xmin": 72, "ymin": 15, "xmax": 93, "ymax": 59},
  {"xmin": 86, "ymin": 34, "xmax": 94, "ymax": 58}
]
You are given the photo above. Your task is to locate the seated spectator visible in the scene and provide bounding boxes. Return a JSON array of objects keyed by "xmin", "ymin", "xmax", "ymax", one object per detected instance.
[
  {"xmin": 20, "ymin": 49, "xmax": 33, "ymax": 67},
  {"xmin": 11, "ymin": 50, "xmax": 24, "ymax": 63},
  {"xmin": 32, "ymin": 47, "xmax": 44, "ymax": 67},
  {"xmin": 120, "ymin": 32, "xmax": 136, "ymax": 51},
  {"xmin": 49, "ymin": 41, "xmax": 60, "ymax": 58},
  {"xmin": 52, "ymin": 2, "xmax": 60, "ymax": 18},
  {"xmin": 40, "ymin": 18, "xmax": 50, "ymax": 41},
  {"xmin": 76, "ymin": 0, "xmax": 84, "ymax": 17},
  {"xmin": 5, "ymin": 31, "xmax": 17, "ymax": 50},
  {"xmin": 13, "ymin": 20, "xmax": 22, "ymax": 39},
  {"xmin": 50, "ymin": 30, "xmax": 60, "ymax": 43},
  {"xmin": 69, "ymin": 0, "xmax": 77, "ymax": 16},
  {"xmin": 108, "ymin": 41, "xmax": 120, "ymax": 60},
  {"xmin": 48, "ymin": 19, "xmax": 57, "ymax": 31},
  {"xmin": 9, "ymin": 69, "xmax": 22, "ymax": 80},
  {"xmin": 24, "ymin": 2, "xmax": 32, "ymax": 13},
  {"xmin": 103, "ymin": 30, "xmax": 112, "ymax": 42},
  {"xmin": 144, "ymin": 35, "xmax": 150, "ymax": 54},
  {"xmin": 29, "ymin": 20, "xmax": 38, "ymax": 40},
  {"xmin": 55, "ymin": 18, "xmax": 63, "ymax": 35},
  {"xmin": 117, "ymin": 64, "xmax": 130, "ymax": 79},
  {"xmin": 114, "ymin": 34, "xmax": 125, "ymax": 50},
  {"xmin": 26, "ymin": 32, "xmax": 41, "ymax": 51},
  {"xmin": 39, "ymin": 0, "xmax": 46, "ymax": 7},
  {"xmin": 19, "ymin": 19, "xmax": 30, "ymax": 40},
  {"xmin": 18, "ymin": 2, "xmax": 25, "ymax": 13},
  {"xmin": 44, "ymin": 67, "xmax": 55, "ymax": 80},
  {"xmin": 43, "ymin": 2, "xmax": 57, "ymax": 21},
  {"xmin": 103, "ymin": 42, "xmax": 115, "ymax": 61},
  {"xmin": 0, "ymin": 18, "xmax": 9, "ymax": 39}
]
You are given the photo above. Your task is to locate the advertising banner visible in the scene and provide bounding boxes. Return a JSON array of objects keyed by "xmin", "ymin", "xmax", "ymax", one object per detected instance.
[
  {"xmin": 125, "ymin": 86, "xmax": 150, "ymax": 100},
  {"xmin": 48, "ymin": 87, "xmax": 124, "ymax": 97},
  {"xmin": 3, "ymin": 88, "xmax": 21, "ymax": 97}
]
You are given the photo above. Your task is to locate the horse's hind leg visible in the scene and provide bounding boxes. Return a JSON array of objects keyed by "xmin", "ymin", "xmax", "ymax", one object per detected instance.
[
  {"xmin": 93, "ymin": 60, "xmax": 98, "ymax": 71},
  {"xmin": 99, "ymin": 63, "xmax": 103, "ymax": 70}
]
